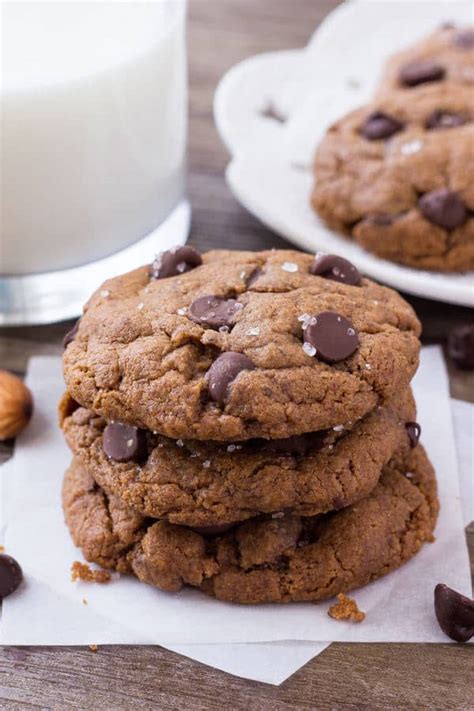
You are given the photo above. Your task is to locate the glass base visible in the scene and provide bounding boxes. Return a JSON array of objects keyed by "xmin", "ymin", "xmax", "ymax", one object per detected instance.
[{"xmin": 0, "ymin": 200, "xmax": 191, "ymax": 326}]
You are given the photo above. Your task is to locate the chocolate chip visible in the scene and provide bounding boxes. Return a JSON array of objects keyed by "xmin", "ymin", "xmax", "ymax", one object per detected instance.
[
  {"xmin": 310, "ymin": 254, "xmax": 361, "ymax": 286},
  {"xmin": 206, "ymin": 352, "xmax": 255, "ymax": 405},
  {"xmin": 103, "ymin": 423, "xmax": 147, "ymax": 462},
  {"xmin": 191, "ymin": 523, "xmax": 237, "ymax": 537},
  {"xmin": 419, "ymin": 189, "xmax": 468, "ymax": 230},
  {"xmin": 440, "ymin": 21, "xmax": 455, "ymax": 30},
  {"xmin": 304, "ymin": 311, "xmax": 359, "ymax": 364},
  {"xmin": 434, "ymin": 584, "xmax": 474, "ymax": 643},
  {"xmin": 425, "ymin": 110, "xmax": 466, "ymax": 130},
  {"xmin": 405, "ymin": 421, "xmax": 421, "ymax": 448},
  {"xmin": 0, "ymin": 554, "xmax": 23, "ymax": 600},
  {"xmin": 448, "ymin": 324, "xmax": 474, "ymax": 370},
  {"xmin": 399, "ymin": 60, "xmax": 445, "ymax": 87},
  {"xmin": 361, "ymin": 112, "xmax": 404, "ymax": 140},
  {"xmin": 63, "ymin": 319, "xmax": 80, "ymax": 349},
  {"xmin": 188, "ymin": 295, "xmax": 242, "ymax": 330},
  {"xmin": 150, "ymin": 246, "xmax": 202, "ymax": 279},
  {"xmin": 453, "ymin": 29, "xmax": 474, "ymax": 48}
]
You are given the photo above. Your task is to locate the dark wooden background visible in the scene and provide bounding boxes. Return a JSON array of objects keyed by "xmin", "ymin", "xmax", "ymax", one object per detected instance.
[{"xmin": 0, "ymin": 2, "xmax": 473, "ymax": 708}]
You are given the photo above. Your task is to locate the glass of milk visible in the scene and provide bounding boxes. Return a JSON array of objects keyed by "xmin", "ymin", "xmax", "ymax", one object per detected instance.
[{"xmin": 0, "ymin": 1, "xmax": 190, "ymax": 325}]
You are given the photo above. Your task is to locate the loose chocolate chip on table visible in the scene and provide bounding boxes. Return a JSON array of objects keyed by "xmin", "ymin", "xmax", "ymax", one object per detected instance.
[
  {"xmin": 206, "ymin": 352, "xmax": 255, "ymax": 405},
  {"xmin": 434, "ymin": 583, "xmax": 474, "ymax": 643},
  {"xmin": 425, "ymin": 110, "xmax": 466, "ymax": 130},
  {"xmin": 419, "ymin": 189, "xmax": 468, "ymax": 230},
  {"xmin": 448, "ymin": 324, "xmax": 474, "ymax": 370},
  {"xmin": 405, "ymin": 421, "xmax": 421, "ymax": 448},
  {"xmin": 304, "ymin": 311, "xmax": 359, "ymax": 364},
  {"xmin": 150, "ymin": 246, "xmax": 202, "ymax": 279},
  {"xmin": 63, "ymin": 319, "xmax": 81, "ymax": 349},
  {"xmin": 361, "ymin": 112, "xmax": 404, "ymax": 140},
  {"xmin": 399, "ymin": 60, "xmax": 445, "ymax": 87},
  {"xmin": 453, "ymin": 29, "xmax": 474, "ymax": 48},
  {"xmin": 103, "ymin": 423, "xmax": 147, "ymax": 462},
  {"xmin": 188, "ymin": 295, "xmax": 242, "ymax": 330},
  {"xmin": 0, "ymin": 554, "xmax": 23, "ymax": 600},
  {"xmin": 310, "ymin": 254, "xmax": 361, "ymax": 286}
]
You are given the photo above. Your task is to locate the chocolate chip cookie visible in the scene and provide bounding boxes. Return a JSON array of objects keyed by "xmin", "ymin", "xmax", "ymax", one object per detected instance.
[
  {"xmin": 61, "ymin": 389, "xmax": 416, "ymax": 526},
  {"xmin": 62, "ymin": 444, "xmax": 438, "ymax": 604},
  {"xmin": 312, "ymin": 84, "xmax": 474, "ymax": 270},
  {"xmin": 379, "ymin": 25, "xmax": 474, "ymax": 94},
  {"xmin": 62, "ymin": 249, "xmax": 420, "ymax": 441}
]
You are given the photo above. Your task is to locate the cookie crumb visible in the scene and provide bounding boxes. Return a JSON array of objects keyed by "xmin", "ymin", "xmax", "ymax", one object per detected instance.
[
  {"xmin": 71, "ymin": 561, "xmax": 111, "ymax": 584},
  {"xmin": 328, "ymin": 593, "xmax": 366, "ymax": 622},
  {"xmin": 0, "ymin": 545, "xmax": 4, "ymax": 553},
  {"xmin": 89, "ymin": 644, "xmax": 98, "ymax": 652},
  {"xmin": 82, "ymin": 598, "xmax": 88, "ymax": 605}
]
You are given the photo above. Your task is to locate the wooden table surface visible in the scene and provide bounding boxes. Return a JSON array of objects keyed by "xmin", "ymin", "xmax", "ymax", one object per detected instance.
[{"xmin": 1, "ymin": 2, "xmax": 473, "ymax": 708}]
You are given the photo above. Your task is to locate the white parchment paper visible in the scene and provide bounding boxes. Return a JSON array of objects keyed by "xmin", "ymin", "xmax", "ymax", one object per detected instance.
[{"xmin": 0, "ymin": 346, "xmax": 471, "ymax": 684}]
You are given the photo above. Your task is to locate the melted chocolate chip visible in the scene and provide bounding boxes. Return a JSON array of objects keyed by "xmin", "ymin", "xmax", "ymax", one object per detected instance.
[
  {"xmin": 188, "ymin": 295, "xmax": 242, "ymax": 330},
  {"xmin": 206, "ymin": 352, "xmax": 255, "ymax": 405},
  {"xmin": 103, "ymin": 423, "xmax": 147, "ymax": 463},
  {"xmin": 361, "ymin": 112, "xmax": 404, "ymax": 140},
  {"xmin": 310, "ymin": 254, "xmax": 361, "ymax": 286},
  {"xmin": 453, "ymin": 29, "xmax": 474, "ymax": 48},
  {"xmin": 419, "ymin": 189, "xmax": 468, "ymax": 230},
  {"xmin": 63, "ymin": 319, "xmax": 81, "ymax": 349},
  {"xmin": 425, "ymin": 110, "xmax": 466, "ymax": 130},
  {"xmin": 150, "ymin": 246, "xmax": 202, "ymax": 279},
  {"xmin": 399, "ymin": 60, "xmax": 445, "ymax": 87},
  {"xmin": 304, "ymin": 311, "xmax": 359, "ymax": 364},
  {"xmin": 405, "ymin": 421, "xmax": 421, "ymax": 448},
  {"xmin": 434, "ymin": 583, "xmax": 474, "ymax": 643},
  {"xmin": 448, "ymin": 324, "xmax": 474, "ymax": 370},
  {"xmin": 0, "ymin": 554, "xmax": 23, "ymax": 600}
]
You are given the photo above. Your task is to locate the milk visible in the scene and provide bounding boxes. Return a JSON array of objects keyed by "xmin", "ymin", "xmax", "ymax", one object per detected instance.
[{"xmin": 1, "ymin": 1, "xmax": 187, "ymax": 275}]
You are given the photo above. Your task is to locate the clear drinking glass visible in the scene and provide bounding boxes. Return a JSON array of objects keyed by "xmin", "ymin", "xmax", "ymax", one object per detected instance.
[{"xmin": 0, "ymin": 1, "xmax": 189, "ymax": 325}]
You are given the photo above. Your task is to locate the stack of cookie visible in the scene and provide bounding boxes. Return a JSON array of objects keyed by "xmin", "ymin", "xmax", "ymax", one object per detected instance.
[
  {"xmin": 60, "ymin": 247, "xmax": 438, "ymax": 604},
  {"xmin": 311, "ymin": 24, "xmax": 474, "ymax": 271}
]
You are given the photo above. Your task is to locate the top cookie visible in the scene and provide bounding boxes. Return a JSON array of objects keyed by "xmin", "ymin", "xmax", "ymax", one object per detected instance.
[
  {"xmin": 378, "ymin": 25, "xmax": 474, "ymax": 95},
  {"xmin": 63, "ymin": 248, "xmax": 420, "ymax": 441}
]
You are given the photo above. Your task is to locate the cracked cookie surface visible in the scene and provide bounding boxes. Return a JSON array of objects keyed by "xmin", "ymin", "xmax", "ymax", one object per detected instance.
[
  {"xmin": 63, "ymin": 249, "xmax": 420, "ymax": 441},
  {"xmin": 63, "ymin": 445, "xmax": 438, "ymax": 604},
  {"xmin": 62, "ymin": 389, "xmax": 416, "ymax": 526}
]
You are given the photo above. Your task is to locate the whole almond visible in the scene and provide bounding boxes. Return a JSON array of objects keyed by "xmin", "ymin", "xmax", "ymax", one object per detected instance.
[{"xmin": 0, "ymin": 370, "xmax": 34, "ymax": 440}]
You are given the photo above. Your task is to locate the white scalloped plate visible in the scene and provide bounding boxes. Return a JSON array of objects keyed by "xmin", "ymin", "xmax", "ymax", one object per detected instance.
[{"xmin": 214, "ymin": 0, "xmax": 474, "ymax": 307}]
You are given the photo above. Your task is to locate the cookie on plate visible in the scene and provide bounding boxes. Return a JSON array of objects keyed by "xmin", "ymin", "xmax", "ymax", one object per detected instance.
[
  {"xmin": 311, "ymin": 85, "xmax": 474, "ymax": 270},
  {"xmin": 61, "ymin": 389, "xmax": 417, "ymax": 526},
  {"xmin": 62, "ymin": 444, "xmax": 438, "ymax": 603},
  {"xmin": 62, "ymin": 249, "xmax": 421, "ymax": 441},
  {"xmin": 378, "ymin": 24, "xmax": 474, "ymax": 94}
]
